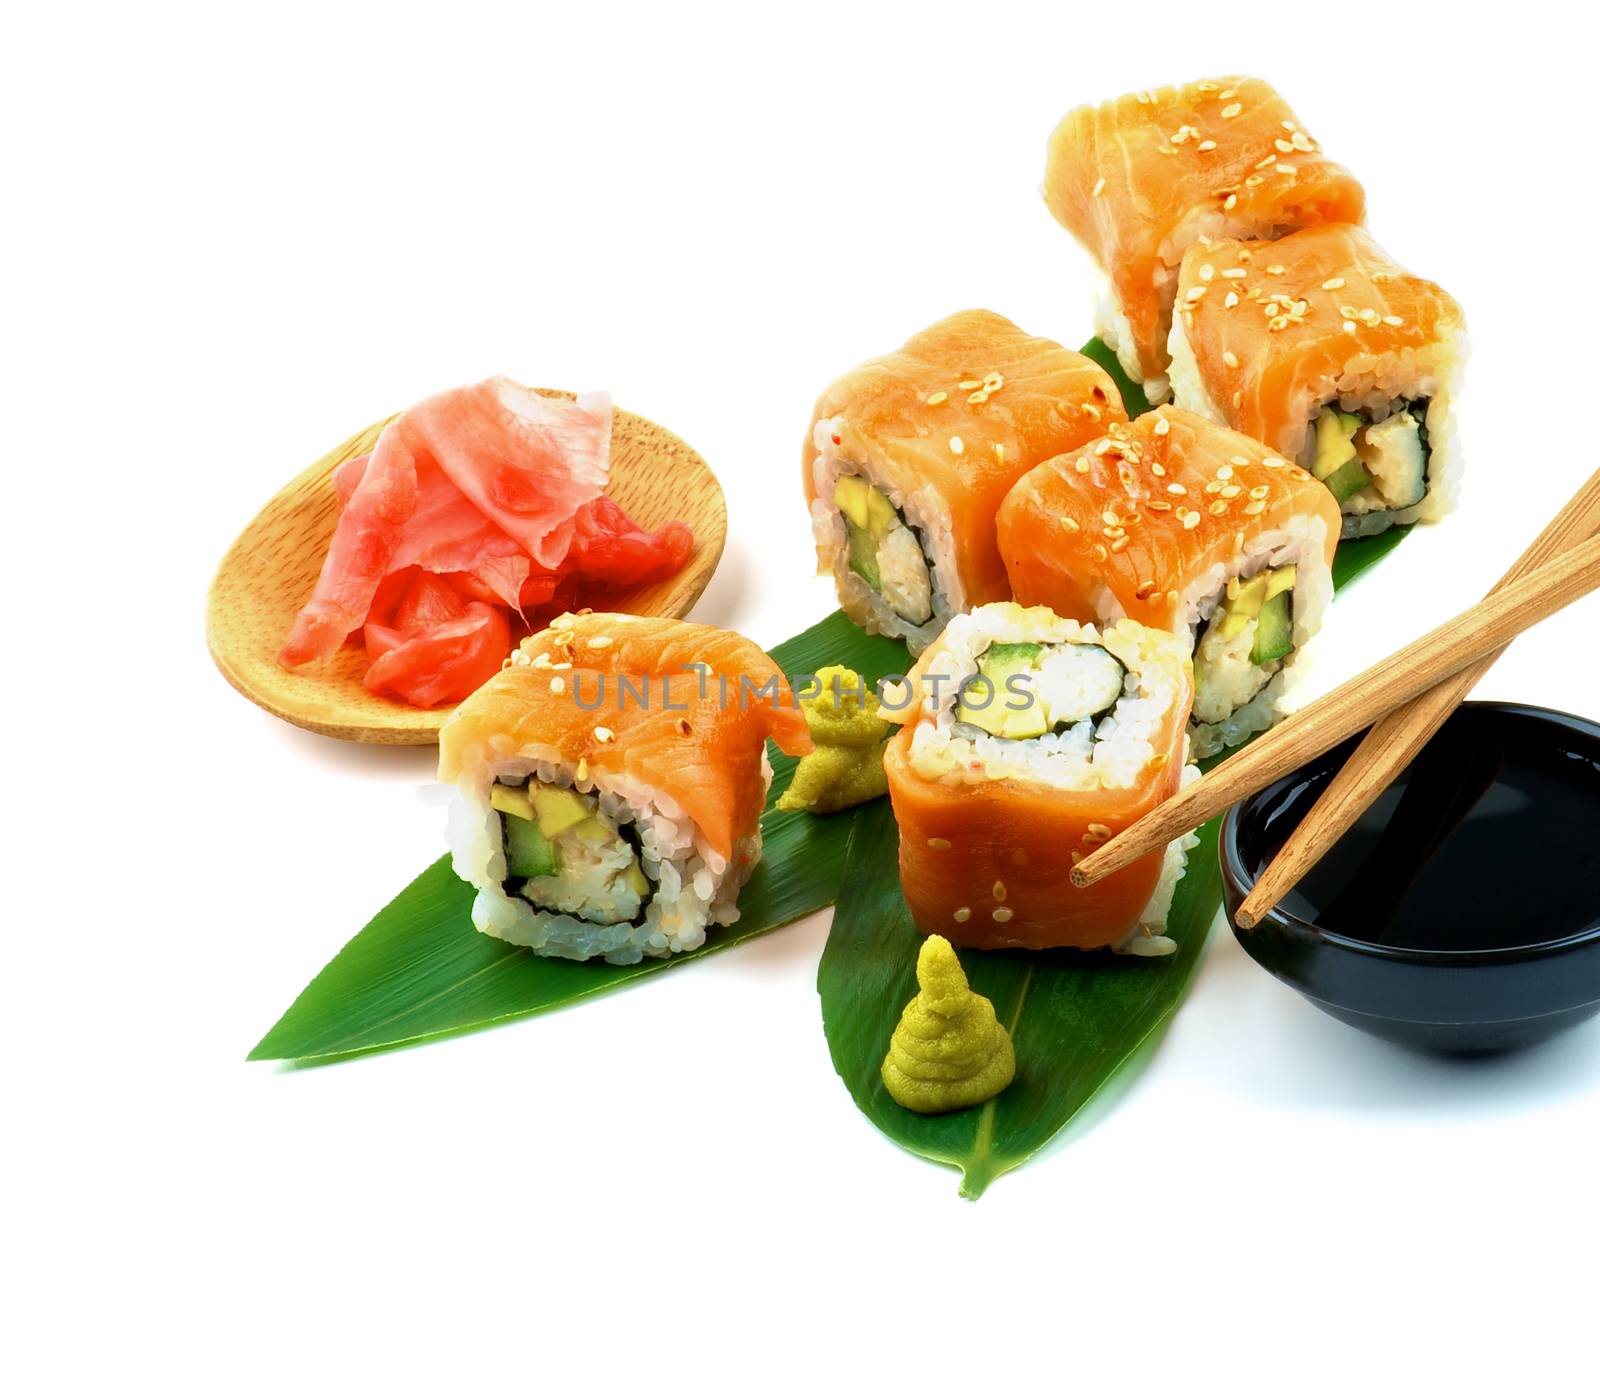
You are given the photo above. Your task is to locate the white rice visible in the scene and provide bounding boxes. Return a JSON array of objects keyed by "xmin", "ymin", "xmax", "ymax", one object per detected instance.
[
  {"xmin": 903, "ymin": 604, "xmax": 1190, "ymax": 792},
  {"xmin": 809, "ymin": 416, "xmax": 961, "ymax": 653},
  {"xmin": 447, "ymin": 747, "xmax": 766, "ymax": 964}
]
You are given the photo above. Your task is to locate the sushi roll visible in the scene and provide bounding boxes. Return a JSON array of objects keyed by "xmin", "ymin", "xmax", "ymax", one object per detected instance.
[
  {"xmin": 437, "ymin": 612, "xmax": 812, "ymax": 963},
  {"xmin": 996, "ymin": 406, "xmax": 1340, "ymax": 759},
  {"xmin": 803, "ymin": 309, "xmax": 1124, "ymax": 654},
  {"xmin": 1167, "ymin": 224, "xmax": 1467, "ymax": 538},
  {"xmin": 880, "ymin": 603, "xmax": 1198, "ymax": 955},
  {"xmin": 1043, "ymin": 77, "xmax": 1365, "ymax": 403}
]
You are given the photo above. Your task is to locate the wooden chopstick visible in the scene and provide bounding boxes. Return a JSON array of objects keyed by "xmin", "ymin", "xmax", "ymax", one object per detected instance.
[
  {"xmin": 1234, "ymin": 470, "xmax": 1600, "ymax": 926},
  {"xmin": 1070, "ymin": 535, "xmax": 1600, "ymax": 889}
]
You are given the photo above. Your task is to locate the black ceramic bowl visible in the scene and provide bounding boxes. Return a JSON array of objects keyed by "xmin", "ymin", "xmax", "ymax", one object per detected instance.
[{"xmin": 1220, "ymin": 702, "xmax": 1600, "ymax": 1055}]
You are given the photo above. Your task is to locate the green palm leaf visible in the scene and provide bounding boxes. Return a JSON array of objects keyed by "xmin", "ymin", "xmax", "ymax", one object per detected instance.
[
  {"xmin": 813, "ymin": 343, "xmax": 1408, "ymax": 1196},
  {"xmin": 250, "ymin": 612, "xmax": 910, "ymax": 1062}
]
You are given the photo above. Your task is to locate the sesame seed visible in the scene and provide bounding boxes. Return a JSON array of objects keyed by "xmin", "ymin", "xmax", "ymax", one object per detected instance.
[
  {"xmin": 1221, "ymin": 102, "xmax": 1242, "ymax": 118},
  {"xmin": 926, "ymin": 391, "xmax": 947, "ymax": 405},
  {"xmin": 1244, "ymin": 174, "xmax": 1264, "ymax": 188},
  {"xmin": 949, "ymin": 435, "xmax": 964, "ymax": 454},
  {"xmin": 1060, "ymin": 515, "xmax": 1080, "ymax": 532},
  {"xmin": 1244, "ymin": 499, "xmax": 1266, "ymax": 515},
  {"xmin": 1221, "ymin": 484, "xmax": 1242, "ymax": 498},
  {"xmin": 1224, "ymin": 291, "xmax": 1239, "ymax": 309},
  {"xmin": 1151, "ymin": 461, "xmax": 1166, "ymax": 475},
  {"xmin": 1110, "ymin": 535, "xmax": 1129, "ymax": 552},
  {"xmin": 1275, "ymin": 138, "xmax": 1293, "ymax": 153},
  {"xmin": 1266, "ymin": 264, "xmax": 1285, "ymax": 275},
  {"xmin": 1250, "ymin": 485, "xmax": 1269, "ymax": 499},
  {"xmin": 1092, "ymin": 543, "xmax": 1108, "ymax": 562},
  {"xmin": 550, "ymin": 677, "xmax": 566, "ymax": 694},
  {"xmin": 1086, "ymin": 823, "xmax": 1112, "ymax": 839},
  {"xmin": 1082, "ymin": 403, "xmax": 1100, "ymax": 422},
  {"xmin": 1136, "ymin": 579, "xmax": 1157, "ymax": 599},
  {"xmin": 1282, "ymin": 120, "xmax": 1296, "ymax": 131},
  {"xmin": 967, "ymin": 389, "xmax": 987, "ymax": 405},
  {"xmin": 1256, "ymin": 153, "xmax": 1277, "ymax": 170},
  {"xmin": 953, "ymin": 907, "xmax": 972, "ymax": 923},
  {"xmin": 1217, "ymin": 465, "xmax": 1234, "ymax": 479},
  {"xmin": 576, "ymin": 758, "xmax": 589, "ymax": 781},
  {"xmin": 593, "ymin": 725, "xmax": 614, "ymax": 742},
  {"xmin": 1092, "ymin": 177, "xmax": 1106, "ymax": 196},
  {"xmin": 588, "ymin": 635, "xmax": 613, "ymax": 649},
  {"xmin": 993, "ymin": 880, "xmax": 1007, "ymax": 900},
  {"xmin": 1342, "ymin": 320, "xmax": 1357, "ymax": 333},
  {"xmin": 1166, "ymin": 589, "xmax": 1181, "ymax": 608},
  {"xmin": 1263, "ymin": 455, "xmax": 1285, "ymax": 468},
  {"xmin": 1198, "ymin": 139, "xmax": 1217, "ymax": 151},
  {"xmin": 992, "ymin": 907, "xmax": 1014, "ymax": 924},
  {"xmin": 1199, "ymin": 263, "xmax": 1215, "ymax": 282},
  {"xmin": 1276, "ymin": 162, "xmax": 1297, "ymax": 175},
  {"xmin": 1223, "ymin": 194, "xmax": 1238, "ymax": 211},
  {"xmin": 1148, "ymin": 500, "xmax": 1172, "ymax": 512},
  {"xmin": 1321, "ymin": 277, "xmax": 1345, "ymax": 291},
  {"xmin": 927, "ymin": 837, "xmax": 952, "ymax": 850},
  {"xmin": 1223, "ymin": 350, "xmax": 1239, "ymax": 367},
  {"xmin": 1383, "ymin": 315, "xmax": 1404, "ymax": 326},
  {"xmin": 1182, "ymin": 510, "xmax": 1202, "ymax": 529},
  {"xmin": 984, "ymin": 372, "xmax": 1003, "ymax": 389},
  {"xmin": 1221, "ymin": 268, "xmax": 1247, "ymax": 279},
  {"xmin": 1185, "ymin": 285, "xmax": 1208, "ymax": 302},
  {"xmin": 1153, "ymin": 416, "xmax": 1170, "ymax": 436},
  {"xmin": 1209, "ymin": 499, "xmax": 1228, "ymax": 515},
  {"xmin": 1075, "ymin": 455, "xmax": 1091, "ymax": 474},
  {"xmin": 1232, "ymin": 390, "xmax": 1243, "ymax": 407},
  {"xmin": 1167, "ymin": 483, "xmax": 1187, "ymax": 495}
]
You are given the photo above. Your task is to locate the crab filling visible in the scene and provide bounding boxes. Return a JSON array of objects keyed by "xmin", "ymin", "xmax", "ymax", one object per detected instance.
[
  {"xmin": 952, "ymin": 641, "xmax": 1128, "ymax": 740},
  {"xmin": 1310, "ymin": 401, "xmax": 1430, "ymax": 515},
  {"xmin": 490, "ymin": 779, "xmax": 651, "ymax": 925},
  {"xmin": 1192, "ymin": 565, "xmax": 1296, "ymax": 725},
  {"xmin": 833, "ymin": 474, "xmax": 934, "ymax": 626}
]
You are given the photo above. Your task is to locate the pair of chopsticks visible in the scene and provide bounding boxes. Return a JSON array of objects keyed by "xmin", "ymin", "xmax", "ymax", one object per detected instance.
[{"xmin": 1071, "ymin": 469, "xmax": 1600, "ymax": 922}]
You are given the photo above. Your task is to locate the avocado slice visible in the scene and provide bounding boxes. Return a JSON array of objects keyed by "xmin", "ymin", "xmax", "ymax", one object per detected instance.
[
  {"xmin": 490, "ymin": 782, "xmax": 535, "ymax": 821},
  {"xmin": 847, "ymin": 522, "xmax": 882, "ymax": 589},
  {"xmin": 530, "ymin": 782, "xmax": 591, "ymax": 838},
  {"xmin": 1324, "ymin": 456, "xmax": 1372, "ymax": 504},
  {"xmin": 1311, "ymin": 410, "xmax": 1361, "ymax": 480},
  {"xmin": 503, "ymin": 812, "xmax": 558, "ymax": 879},
  {"xmin": 1252, "ymin": 590, "xmax": 1293, "ymax": 664},
  {"xmin": 623, "ymin": 860, "xmax": 650, "ymax": 898},
  {"xmin": 835, "ymin": 475, "xmax": 902, "ymax": 590},
  {"xmin": 1219, "ymin": 572, "xmax": 1269, "ymax": 637},
  {"xmin": 956, "ymin": 642, "xmax": 1048, "ymax": 738}
]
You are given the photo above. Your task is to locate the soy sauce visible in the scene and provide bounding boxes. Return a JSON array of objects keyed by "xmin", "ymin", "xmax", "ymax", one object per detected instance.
[{"xmin": 1275, "ymin": 709, "xmax": 1600, "ymax": 951}]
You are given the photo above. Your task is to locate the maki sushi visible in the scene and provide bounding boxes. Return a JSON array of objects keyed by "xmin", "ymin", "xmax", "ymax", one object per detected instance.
[
  {"xmin": 438, "ymin": 612, "xmax": 811, "ymax": 963},
  {"xmin": 803, "ymin": 309, "xmax": 1123, "ymax": 653},
  {"xmin": 996, "ymin": 406, "xmax": 1340, "ymax": 758},
  {"xmin": 1167, "ymin": 223, "xmax": 1467, "ymax": 537},
  {"xmin": 1043, "ymin": 77, "xmax": 1365, "ymax": 403},
  {"xmin": 880, "ymin": 603, "xmax": 1198, "ymax": 955}
]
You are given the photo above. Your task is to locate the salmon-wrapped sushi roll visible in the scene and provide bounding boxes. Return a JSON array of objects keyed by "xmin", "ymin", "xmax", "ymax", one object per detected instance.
[
  {"xmin": 438, "ymin": 612, "xmax": 811, "ymax": 963},
  {"xmin": 881, "ymin": 604, "xmax": 1198, "ymax": 955},
  {"xmin": 1168, "ymin": 224, "xmax": 1467, "ymax": 539},
  {"xmin": 803, "ymin": 309, "xmax": 1123, "ymax": 655},
  {"xmin": 997, "ymin": 407, "xmax": 1340, "ymax": 758},
  {"xmin": 1043, "ymin": 77, "xmax": 1365, "ymax": 403}
]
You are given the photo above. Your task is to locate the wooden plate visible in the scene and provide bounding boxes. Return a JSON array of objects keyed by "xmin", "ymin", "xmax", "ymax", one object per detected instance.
[{"xmin": 206, "ymin": 392, "xmax": 727, "ymax": 745}]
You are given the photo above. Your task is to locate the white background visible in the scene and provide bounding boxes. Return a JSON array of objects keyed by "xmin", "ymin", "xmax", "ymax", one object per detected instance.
[{"xmin": 8, "ymin": 3, "xmax": 1599, "ymax": 1370}]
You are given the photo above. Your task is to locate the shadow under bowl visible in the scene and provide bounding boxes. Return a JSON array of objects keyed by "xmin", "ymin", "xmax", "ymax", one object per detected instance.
[{"xmin": 1219, "ymin": 702, "xmax": 1600, "ymax": 1056}]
